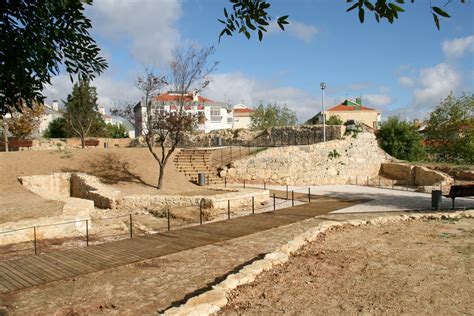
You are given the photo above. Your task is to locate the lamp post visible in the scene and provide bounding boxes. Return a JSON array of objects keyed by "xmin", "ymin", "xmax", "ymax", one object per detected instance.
[{"xmin": 320, "ymin": 82, "xmax": 327, "ymax": 142}]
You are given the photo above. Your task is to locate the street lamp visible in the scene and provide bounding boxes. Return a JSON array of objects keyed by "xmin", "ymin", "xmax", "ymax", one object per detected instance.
[{"xmin": 320, "ymin": 82, "xmax": 327, "ymax": 142}]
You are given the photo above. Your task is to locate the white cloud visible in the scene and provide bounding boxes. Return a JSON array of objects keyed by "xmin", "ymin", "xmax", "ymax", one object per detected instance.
[
  {"xmin": 363, "ymin": 94, "xmax": 393, "ymax": 108},
  {"xmin": 413, "ymin": 63, "xmax": 460, "ymax": 108},
  {"xmin": 398, "ymin": 76, "xmax": 415, "ymax": 87},
  {"xmin": 442, "ymin": 35, "xmax": 474, "ymax": 58},
  {"xmin": 43, "ymin": 75, "xmax": 141, "ymax": 112},
  {"xmin": 268, "ymin": 19, "xmax": 319, "ymax": 43},
  {"xmin": 205, "ymin": 72, "xmax": 319, "ymax": 122},
  {"xmin": 288, "ymin": 20, "xmax": 319, "ymax": 43},
  {"xmin": 87, "ymin": 0, "xmax": 182, "ymax": 65}
]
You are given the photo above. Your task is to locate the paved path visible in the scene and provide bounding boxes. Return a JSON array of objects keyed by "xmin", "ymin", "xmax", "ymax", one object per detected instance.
[{"xmin": 0, "ymin": 191, "xmax": 362, "ymax": 294}]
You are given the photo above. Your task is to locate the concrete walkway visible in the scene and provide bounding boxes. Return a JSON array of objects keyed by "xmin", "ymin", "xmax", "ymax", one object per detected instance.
[{"xmin": 244, "ymin": 184, "xmax": 474, "ymax": 213}]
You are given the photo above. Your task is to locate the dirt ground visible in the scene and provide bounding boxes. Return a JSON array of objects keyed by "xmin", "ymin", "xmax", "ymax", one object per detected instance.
[
  {"xmin": 0, "ymin": 217, "xmax": 472, "ymax": 315},
  {"xmin": 221, "ymin": 218, "xmax": 474, "ymax": 315},
  {"xmin": 0, "ymin": 148, "xmax": 204, "ymax": 223}
]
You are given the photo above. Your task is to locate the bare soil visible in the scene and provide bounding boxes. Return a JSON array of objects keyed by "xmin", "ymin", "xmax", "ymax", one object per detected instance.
[
  {"xmin": 0, "ymin": 217, "xmax": 472, "ymax": 315},
  {"xmin": 0, "ymin": 148, "xmax": 207, "ymax": 223},
  {"xmin": 221, "ymin": 218, "xmax": 474, "ymax": 315}
]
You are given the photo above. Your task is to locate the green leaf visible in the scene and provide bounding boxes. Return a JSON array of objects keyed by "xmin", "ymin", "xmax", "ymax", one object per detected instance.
[
  {"xmin": 258, "ymin": 30, "xmax": 263, "ymax": 41},
  {"xmin": 432, "ymin": 6, "xmax": 450, "ymax": 18},
  {"xmin": 358, "ymin": 8, "xmax": 365, "ymax": 23},
  {"xmin": 347, "ymin": 2, "xmax": 359, "ymax": 12},
  {"xmin": 433, "ymin": 13, "xmax": 440, "ymax": 30}
]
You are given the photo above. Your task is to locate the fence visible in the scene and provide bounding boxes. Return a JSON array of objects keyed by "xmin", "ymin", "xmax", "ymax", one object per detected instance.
[{"xmin": 0, "ymin": 185, "xmax": 314, "ymax": 261}]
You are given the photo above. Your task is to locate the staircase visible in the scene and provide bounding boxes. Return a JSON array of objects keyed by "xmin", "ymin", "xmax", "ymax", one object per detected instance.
[{"xmin": 174, "ymin": 148, "xmax": 224, "ymax": 185}]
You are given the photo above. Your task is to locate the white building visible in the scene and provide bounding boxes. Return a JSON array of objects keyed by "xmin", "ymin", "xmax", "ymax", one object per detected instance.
[
  {"xmin": 134, "ymin": 92, "xmax": 233, "ymax": 135},
  {"xmin": 37, "ymin": 100, "xmax": 63, "ymax": 137},
  {"xmin": 231, "ymin": 104, "xmax": 255, "ymax": 129},
  {"xmin": 98, "ymin": 106, "xmax": 135, "ymax": 138}
]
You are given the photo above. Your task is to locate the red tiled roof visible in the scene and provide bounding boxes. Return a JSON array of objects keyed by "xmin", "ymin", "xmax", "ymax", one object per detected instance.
[
  {"xmin": 234, "ymin": 108, "xmax": 255, "ymax": 113},
  {"xmin": 155, "ymin": 93, "xmax": 213, "ymax": 103},
  {"xmin": 327, "ymin": 104, "xmax": 377, "ymax": 112}
]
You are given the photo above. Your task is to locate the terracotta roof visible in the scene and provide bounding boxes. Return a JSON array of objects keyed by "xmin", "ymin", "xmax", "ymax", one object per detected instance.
[
  {"xmin": 327, "ymin": 103, "xmax": 377, "ymax": 112},
  {"xmin": 234, "ymin": 108, "xmax": 255, "ymax": 113},
  {"xmin": 155, "ymin": 93, "xmax": 212, "ymax": 103}
]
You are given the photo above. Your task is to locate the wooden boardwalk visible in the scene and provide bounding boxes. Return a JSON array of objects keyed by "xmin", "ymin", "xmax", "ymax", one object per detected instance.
[{"xmin": 0, "ymin": 192, "xmax": 363, "ymax": 294}]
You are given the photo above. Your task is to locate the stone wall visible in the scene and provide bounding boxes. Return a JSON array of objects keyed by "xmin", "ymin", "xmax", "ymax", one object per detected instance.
[
  {"xmin": 225, "ymin": 133, "xmax": 392, "ymax": 185},
  {"xmin": 70, "ymin": 173, "xmax": 120, "ymax": 209},
  {"xmin": 380, "ymin": 162, "xmax": 454, "ymax": 187},
  {"xmin": 29, "ymin": 138, "xmax": 134, "ymax": 151},
  {"xmin": 178, "ymin": 125, "xmax": 346, "ymax": 147}
]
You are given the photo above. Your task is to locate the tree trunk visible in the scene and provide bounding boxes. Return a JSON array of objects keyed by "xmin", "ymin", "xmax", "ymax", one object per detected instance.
[
  {"xmin": 80, "ymin": 135, "xmax": 85, "ymax": 148},
  {"xmin": 2, "ymin": 121, "xmax": 8, "ymax": 152},
  {"xmin": 157, "ymin": 164, "xmax": 165, "ymax": 189}
]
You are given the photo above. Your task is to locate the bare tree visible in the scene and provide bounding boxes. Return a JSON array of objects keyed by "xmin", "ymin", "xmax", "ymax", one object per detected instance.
[{"xmin": 112, "ymin": 45, "xmax": 217, "ymax": 189}]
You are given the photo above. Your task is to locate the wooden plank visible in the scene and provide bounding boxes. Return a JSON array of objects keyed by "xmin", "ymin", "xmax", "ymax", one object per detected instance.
[
  {"xmin": 2, "ymin": 260, "xmax": 44, "ymax": 285},
  {"xmin": 0, "ymin": 275, "xmax": 18, "ymax": 292},
  {"xmin": 0, "ymin": 264, "xmax": 31, "ymax": 288},
  {"xmin": 0, "ymin": 261, "xmax": 40, "ymax": 285},
  {"xmin": 22, "ymin": 256, "xmax": 75, "ymax": 280}
]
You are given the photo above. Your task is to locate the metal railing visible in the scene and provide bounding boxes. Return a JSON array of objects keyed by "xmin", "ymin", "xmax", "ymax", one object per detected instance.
[{"xmin": 0, "ymin": 184, "xmax": 315, "ymax": 261}]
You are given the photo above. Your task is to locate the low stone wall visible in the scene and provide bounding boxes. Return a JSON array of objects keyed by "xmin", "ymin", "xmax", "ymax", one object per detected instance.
[
  {"xmin": 30, "ymin": 138, "xmax": 133, "ymax": 151},
  {"xmin": 118, "ymin": 188, "xmax": 269, "ymax": 211},
  {"xmin": 225, "ymin": 133, "xmax": 392, "ymax": 185},
  {"xmin": 380, "ymin": 163, "xmax": 454, "ymax": 187},
  {"xmin": 70, "ymin": 173, "xmax": 120, "ymax": 209},
  {"xmin": 18, "ymin": 173, "xmax": 71, "ymax": 200}
]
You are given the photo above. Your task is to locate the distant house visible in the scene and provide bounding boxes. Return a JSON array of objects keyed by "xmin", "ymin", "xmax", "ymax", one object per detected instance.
[
  {"xmin": 98, "ymin": 106, "xmax": 135, "ymax": 138},
  {"xmin": 134, "ymin": 91, "xmax": 232, "ymax": 135},
  {"xmin": 307, "ymin": 98, "xmax": 382, "ymax": 129},
  {"xmin": 231, "ymin": 104, "xmax": 255, "ymax": 129},
  {"xmin": 37, "ymin": 100, "xmax": 63, "ymax": 137}
]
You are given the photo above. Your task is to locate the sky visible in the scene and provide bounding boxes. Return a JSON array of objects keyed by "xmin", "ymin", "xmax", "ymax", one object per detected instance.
[{"xmin": 43, "ymin": 0, "xmax": 474, "ymax": 122}]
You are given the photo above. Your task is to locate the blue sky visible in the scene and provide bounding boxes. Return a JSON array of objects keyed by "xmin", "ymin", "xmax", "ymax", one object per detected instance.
[{"xmin": 44, "ymin": 0, "xmax": 474, "ymax": 122}]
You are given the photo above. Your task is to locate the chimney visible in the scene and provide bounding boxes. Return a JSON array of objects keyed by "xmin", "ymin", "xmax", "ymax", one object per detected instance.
[
  {"xmin": 193, "ymin": 90, "xmax": 199, "ymax": 102},
  {"xmin": 98, "ymin": 106, "xmax": 106, "ymax": 115},
  {"xmin": 355, "ymin": 97, "xmax": 362, "ymax": 106},
  {"xmin": 52, "ymin": 100, "xmax": 59, "ymax": 111}
]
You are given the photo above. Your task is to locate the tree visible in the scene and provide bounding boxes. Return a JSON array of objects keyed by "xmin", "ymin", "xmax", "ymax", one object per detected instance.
[
  {"xmin": 424, "ymin": 93, "xmax": 474, "ymax": 164},
  {"xmin": 326, "ymin": 115, "xmax": 343, "ymax": 125},
  {"xmin": 376, "ymin": 117, "xmax": 426, "ymax": 161},
  {"xmin": 1, "ymin": 104, "xmax": 44, "ymax": 151},
  {"xmin": 63, "ymin": 80, "xmax": 104, "ymax": 148},
  {"xmin": 112, "ymin": 45, "xmax": 218, "ymax": 189},
  {"xmin": 106, "ymin": 124, "xmax": 128, "ymax": 139},
  {"xmin": 219, "ymin": 0, "xmax": 466, "ymax": 41},
  {"xmin": 1, "ymin": 0, "xmax": 107, "ymax": 117},
  {"xmin": 250, "ymin": 103, "xmax": 298, "ymax": 130},
  {"xmin": 43, "ymin": 117, "xmax": 71, "ymax": 138}
]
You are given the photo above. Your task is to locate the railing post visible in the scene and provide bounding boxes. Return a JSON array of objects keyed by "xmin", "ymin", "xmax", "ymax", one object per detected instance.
[
  {"xmin": 356, "ymin": 176, "xmax": 358, "ymax": 185},
  {"xmin": 308, "ymin": 187, "xmax": 311, "ymax": 203},
  {"xmin": 227, "ymin": 200, "xmax": 230, "ymax": 220},
  {"xmin": 225, "ymin": 177, "xmax": 227, "ymax": 187},
  {"xmin": 129, "ymin": 214, "xmax": 133, "ymax": 239},
  {"xmin": 167, "ymin": 209, "xmax": 171, "ymax": 231},
  {"xmin": 367, "ymin": 176, "xmax": 369, "ymax": 186},
  {"xmin": 273, "ymin": 193, "xmax": 276, "ymax": 211},
  {"xmin": 243, "ymin": 179, "xmax": 246, "ymax": 189},
  {"xmin": 86, "ymin": 219, "xmax": 89, "ymax": 247},
  {"xmin": 200, "ymin": 199, "xmax": 203, "ymax": 225},
  {"xmin": 292, "ymin": 190, "xmax": 294, "ymax": 207},
  {"xmin": 33, "ymin": 226, "xmax": 37, "ymax": 255},
  {"xmin": 252, "ymin": 196, "xmax": 255, "ymax": 214},
  {"xmin": 391, "ymin": 179, "xmax": 394, "ymax": 190},
  {"xmin": 264, "ymin": 181, "xmax": 266, "ymax": 189}
]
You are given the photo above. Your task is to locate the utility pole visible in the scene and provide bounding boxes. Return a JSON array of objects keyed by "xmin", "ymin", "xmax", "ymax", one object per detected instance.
[{"xmin": 320, "ymin": 82, "xmax": 327, "ymax": 142}]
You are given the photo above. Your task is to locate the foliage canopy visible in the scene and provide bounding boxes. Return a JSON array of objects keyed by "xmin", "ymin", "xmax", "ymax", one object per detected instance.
[
  {"xmin": 376, "ymin": 116, "xmax": 426, "ymax": 161},
  {"xmin": 1, "ymin": 0, "xmax": 107, "ymax": 116},
  {"xmin": 251, "ymin": 103, "xmax": 298, "ymax": 130}
]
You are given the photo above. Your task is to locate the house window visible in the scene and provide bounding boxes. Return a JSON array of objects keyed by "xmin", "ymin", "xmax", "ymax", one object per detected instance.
[
  {"xmin": 210, "ymin": 107, "xmax": 221, "ymax": 122},
  {"xmin": 227, "ymin": 117, "xmax": 233, "ymax": 124}
]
